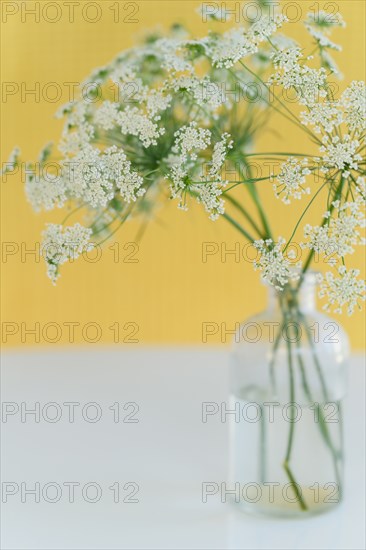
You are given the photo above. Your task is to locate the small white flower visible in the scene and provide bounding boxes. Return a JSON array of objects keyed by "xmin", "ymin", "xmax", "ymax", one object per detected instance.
[
  {"xmin": 203, "ymin": 28, "xmax": 257, "ymax": 69},
  {"xmin": 26, "ymin": 171, "xmax": 67, "ymax": 212},
  {"xmin": 270, "ymin": 50, "xmax": 328, "ymax": 107},
  {"xmin": 63, "ymin": 145, "xmax": 144, "ymax": 208},
  {"xmin": 195, "ymin": 182, "xmax": 226, "ymax": 221},
  {"xmin": 42, "ymin": 223, "xmax": 94, "ymax": 284},
  {"xmin": 318, "ymin": 266, "xmax": 366, "ymax": 315},
  {"xmin": 173, "ymin": 122, "xmax": 211, "ymax": 160},
  {"xmin": 248, "ymin": 14, "xmax": 288, "ymax": 44},
  {"xmin": 110, "ymin": 63, "xmax": 146, "ymax": 101},
  {"xmin": 305, "ymin": 25, "xmax": 342, "ymax": 51},
  {"xmin": 274, "ymin": 158, "xmax": 311, "ymax": 203},
  {"xmin": 355, "ymin": 176, "xmax": 366, "ymax": 201},
  {"xmin": 300, "ymin": 101, "xmax": 343, "ymax": 133},
  {"xmin": 58, "ymin": 102, "xmax": 94, "ymax": 155},
  {"xmin": 320, "ymin": 135, "xmax": 362, "ymax": 177},
  {"xmin": 156, "ymin": 38, "xmax": 194, "ymax": 74},
  {"xmin": 340, "ymin": 81, "xmax": 366, "ymax": 133},
  {"xmin": 195, "ymin": 133, "xmax": 233, "ymax": 220},
  {"xmin": 94, "ymin": 101, "xmax": 120, "ymax": 130},
  {"xmin": 204, "ymin": 14, "xmax": 287, "ymax": 69},
  {"xmin": 302, "ymin": 200, "xmax": 365, "ymax": 261},
  {"xmin": 104, "ymin": 146, "xmax": 145, "ymax": 203},
  {"xmin": 167, "ymin": 131, "xmax": 232, "ymax": 220},
  {"xmin": 146, "ymin": 89, "xmax": 172, "ymax": 120},
  {"xmin": 66, "ymin": 146, "xmax": 114, "ymax": 207},
  {"xmin": 297, "ymin": 66, "xmax": 328, "ymax": 106},
  {"xmin": 305, "ymin": 10, "xmax": 345, "ymax": 30},
  {"xmin": 253, "ymin": 237, "xmax": 301, "ymax": 290},
  {"xmin": 117, "ymin": 107, "xmax": 165, "ymax": 148},
  {"xmin": 271, "ymin": 47, "xmax": 302, "ymax": 71},
  {"xmin": 168, "ymin": 162, "xmax": 190, "ymax": 210},
  {"xmin": 170, "ymin": 75, "xmax": 226, "ymax": 111},
  {"xmin": 208, "ymin": 133, "xmax": 233, "ymax": 179}
]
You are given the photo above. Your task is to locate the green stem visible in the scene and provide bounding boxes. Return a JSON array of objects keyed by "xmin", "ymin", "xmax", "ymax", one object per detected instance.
[
  {"xmin": 295, "ymin": 313, "xmax": 343, "ymax": 496},
  {"xmin": 61, "ymin": 204, "xmax": 84, "ymax": 225},
  {"xmin": 224, "ymin": 176, "xmax": 273, "ymax": 194},
  {"xmin": 282, "ymin": 305, "xmax": 308, "ymax": 511},
  {"xmin": 222, "ymin": 213, "xmax": 255, "ymax": 243},
  {"xmin": 300, "ymin": 174, "xmax": 345, "ymax": 279},
  {"xmin": 224, "ymin": 193, "xmax": 264, "ymax": 238},
  {"xmin": 268, "ymin": 322, "xmax": 284, "ymax": 397},
  {"xmin": 242, "ymin": 152, "xmax": 319, "ymax": 158},
  {"xmin": 259, "ymin": 405, "xmax": 267, "ymax": 483},
  {"xmin": 239, "ymin": 61, "xmax": 322, "ymax": 145},
  {"xmin": 96, "ymin": 203, "xmax": 135, "ymax": 247},
  {"xmin": 284, "ymin": 179, "xmax": 330, "ymax": 252},
  {"xmin": 236, "ymin": 155, "xmax": 273, "ymax": 239}
]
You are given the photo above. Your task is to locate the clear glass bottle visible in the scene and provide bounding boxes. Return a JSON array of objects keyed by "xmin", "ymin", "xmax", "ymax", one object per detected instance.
[{"xmin": 229, "ymin": 272, "xmax": 349, "ymax": 518}]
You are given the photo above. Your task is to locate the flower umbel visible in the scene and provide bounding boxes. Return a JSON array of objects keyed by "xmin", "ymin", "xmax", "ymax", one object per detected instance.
[
  {"xmin": 253, "ymin": 238, "xmax": 301, "ymax": 290},
  {"xmin": 274, "ymin": 158, "xmax": 311, "ymax": 204},
  {"xmin": 318, "ymin": 267, "xmax": 366, "ymax": 315},
  {"xmin": 42, "ymin": 223, "xmax": 94, "ymax": 284}
]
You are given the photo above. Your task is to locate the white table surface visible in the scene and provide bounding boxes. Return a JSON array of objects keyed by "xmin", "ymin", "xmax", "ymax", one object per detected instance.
[{"xmin": 1, "ymin": 348, "xmax": 365, "ymax": 550}]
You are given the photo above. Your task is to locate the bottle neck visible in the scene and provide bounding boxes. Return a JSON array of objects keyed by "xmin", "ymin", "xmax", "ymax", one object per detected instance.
[{"xmin": 267, "ymin": 273, "xmax": 317, "ymax": 314}]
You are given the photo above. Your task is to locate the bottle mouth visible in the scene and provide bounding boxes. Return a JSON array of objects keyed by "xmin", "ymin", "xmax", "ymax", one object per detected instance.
[
  {"xmin": 261, "ymin": 270, "xmax": 319, "ymax": 290},
  {"xmin": 264, "ymin": 270, "xmax": 319, "ymax": 313},
  {"xmin": 298, "ymin": 270, "xmax": 319, "ymax": 286}
]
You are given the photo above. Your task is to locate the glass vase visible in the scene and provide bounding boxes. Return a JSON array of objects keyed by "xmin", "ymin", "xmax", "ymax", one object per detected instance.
[{"xmin": 229, "ymin": 272, "xmax": 349, "ymax": 518}]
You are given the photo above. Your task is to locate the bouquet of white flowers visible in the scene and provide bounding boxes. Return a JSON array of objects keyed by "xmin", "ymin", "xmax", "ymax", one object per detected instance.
[{"xmin": 7, "ymin": 0, "xmax": 365, "ymax": 515}]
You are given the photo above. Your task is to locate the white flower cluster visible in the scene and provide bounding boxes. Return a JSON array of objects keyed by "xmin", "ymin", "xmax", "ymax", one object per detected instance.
[
  {"xmin": 274, "ymin": 158, "xmax": 311, "ymax": 204},
  {"xmin": 318, "ymin": 267, "xmax": 366, "ymax": 315},
  {"xmin": 195, "ymin": 180, "xmax": 226, "ymax": 221},
  {"xmin": 173, "ymin": 122, "xmax": 211, "ymax": 160},
  {"xmin": 204, "ymin": 28, "xmax": 256, "ymax": 70},
  {"xmin": 26, "ymin": 145, "xmax": 145, "ymax": 211},
  {"xmin": 71, "ymin": 145, "xmax": 145, "ymax": 206},
  {"xmin": 340, "ymin": 81, "xmax": 366, "ymax": 133},
  {"xmin": 170, "ymin": 75, "xmax": 226, "ymax": 113},
  {"xmin": 270, "ymin": 49, "xmax": 328, "ymax": 107},
  {"xmin": 300, "ymin": 101, "xmax": 343, "ymax": 134},
  {"xmin": 57, "ymin": 102, "xmax": 94, "ymax": 156},
  {"xmin": 305, "ymin": 10, "xmax": 345, "ymax": 29},
  {"xmin": 167, "ymin": 122, "xmax": 212, "ymax": 211},
  {"xmin": 304, "ymin": 10, "xmax": 345, "ymax": 73},
  {"xmin": 94, "ymin": 101, "xmax": 120, "ymax": 131},
  {"xmin": 204, "ymin": 14, "xmax": 287, "ymax": 69},
  {"xmin": 19, "ymin": 5, "xmax": 365, "ymax": 300},
  {"xmin": 26, "ymin": 172, "xmax": 67, "ymax": 212},
  {"xmin": 356, "ymin": 176, "xmax": 366, "ymax": 201},
  {"xmin": 269, "ymin": 50, "xmax": 365, "ymax": 203},
  {"xmin": 196, "ymin": 133, "xmax": 234, "ymax": 220},
  {"xmin": 209, "ymin": 133, "xmax": 234, "ymax": 179},
  {"xmin": 118, "ymin": 107, "xmax": 166, "ymax": 148},
  {"xmin": 253, "ymin": 238, "xmax": 300, "ymax": 290},
  {"xmin": 303, "ymin": 199, "xmax": 366, "ymax": 263},
  {"xmin": 249, "ymin": 13, "xmax": 288, "ymax": 43},
  {"xmin": 320, "ymin": 135, "xmax": 362, "ymax": 178},
  {"xmin": 306, "ymin": 26, "xmax": 341, "ymax": 52},
  {"xmin": 167, "ymin": 124, "xmax": 233, "ymax": 220},
  {"xmin": 42, "ymin": 223, "xmax": 94, "ymax": 284},
  {"xmin": 158, "ymin": 38, "xmax": 195, "ymax": 74}
]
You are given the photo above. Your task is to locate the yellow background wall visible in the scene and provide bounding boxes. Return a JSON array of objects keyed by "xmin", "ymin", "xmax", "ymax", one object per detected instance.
[{"xmin": 1, "ymin": 0, "xmax": 365, "ymax": 348}]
